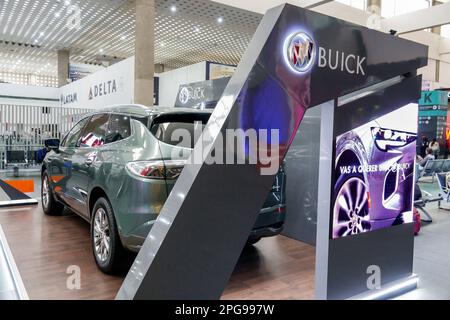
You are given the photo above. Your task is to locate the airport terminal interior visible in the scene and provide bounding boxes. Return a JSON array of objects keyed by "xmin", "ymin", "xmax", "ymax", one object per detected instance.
[{"xmin": 1, "ymin": 0, "xmax": 450, "ymax": 301}]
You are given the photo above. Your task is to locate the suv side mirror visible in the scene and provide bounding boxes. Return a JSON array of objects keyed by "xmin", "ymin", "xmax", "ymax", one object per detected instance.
[{"xmin": 44, "ymin": 138, "xmax": 60, "ymax": 151}]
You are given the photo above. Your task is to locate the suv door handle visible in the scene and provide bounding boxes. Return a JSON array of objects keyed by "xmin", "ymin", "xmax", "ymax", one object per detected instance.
[{"xmin": 85, "ymin": 158, "xmax": 93, "ymax": 166}]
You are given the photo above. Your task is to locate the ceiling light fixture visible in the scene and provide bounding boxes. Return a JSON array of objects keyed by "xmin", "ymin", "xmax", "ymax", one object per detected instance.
[
  {"xmin": 217, "ymin": 17, "xmax": 224, "ymax": 24},
  {"xmin": 55, "ymin": 12, "xmax": 60, "ymax": 18},
  {"xmin": 170, "ymin": 5, "xmax": 177, "ymax": 13},
  {"xmin": 194, "ymin": 27, "xmax": 200, "ymax": 32}
]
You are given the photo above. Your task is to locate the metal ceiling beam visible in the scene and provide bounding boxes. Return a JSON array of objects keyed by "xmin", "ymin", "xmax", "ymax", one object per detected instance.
[
  {"xmin": 210, "ymin": 0, "xmax": 333, "ymax": 14},
  {"xmin": 381, "ymin": 2, "xmax": 450, "ymax": 35}
]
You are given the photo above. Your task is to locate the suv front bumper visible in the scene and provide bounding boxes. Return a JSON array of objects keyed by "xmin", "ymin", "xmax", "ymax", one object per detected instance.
[{"xmin": 249, "ymin": 204, "xmax": 286, "ymax": 240}]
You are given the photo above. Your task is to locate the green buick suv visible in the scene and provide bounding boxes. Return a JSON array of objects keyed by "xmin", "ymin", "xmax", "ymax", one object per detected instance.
[{"xmin": 41, "ymin": 105, "xmax": 286, "ymax": 273}]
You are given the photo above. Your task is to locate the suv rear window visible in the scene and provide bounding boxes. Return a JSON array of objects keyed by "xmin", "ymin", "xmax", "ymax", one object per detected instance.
[
  {"xmin": 106, "ymin": 114, "xmax": 131, "ymax": 143},
  {"xmin": 150, "ymin": 113, "xmax": 210, "ymax": 148}
]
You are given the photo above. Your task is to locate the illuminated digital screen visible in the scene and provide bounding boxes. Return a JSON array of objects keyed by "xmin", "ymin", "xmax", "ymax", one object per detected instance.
[{"xmin": 332, "ymin": 104, "xmax": 417, "ymax": 239}]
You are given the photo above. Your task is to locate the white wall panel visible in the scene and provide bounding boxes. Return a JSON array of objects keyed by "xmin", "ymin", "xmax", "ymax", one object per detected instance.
[
  {"xmin": 157, "ymin": 61, "xmax": 207, "ymax": 107},
  {"xmin": 439, "ymin": 61, "xmax": 450, "ymax": 88},
  {"xmin": 418, "ymin": 59, "xmax": 436, "ymax": 83},
  {"xmin": 0, "ymin": 82, "xmax": 60, "ymax": 107},
  {"xmin": 59, "ymin": 57, "xmax": 135, "ymax": 109}
]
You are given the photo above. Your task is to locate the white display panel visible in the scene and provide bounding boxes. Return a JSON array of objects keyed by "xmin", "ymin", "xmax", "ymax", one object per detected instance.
[{"xmin": 59, "ymin": 57, "xmax": 135, "ymax": 109}]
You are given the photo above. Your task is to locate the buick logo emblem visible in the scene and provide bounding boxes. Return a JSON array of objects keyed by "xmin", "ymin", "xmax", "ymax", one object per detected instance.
[
  {"xmin": 285, "ymin": 32, "xmax": 315, "ymax": 73},
  {"xmin": 179, "ymin": 87, "xmax": 190, "ymax": 104}
]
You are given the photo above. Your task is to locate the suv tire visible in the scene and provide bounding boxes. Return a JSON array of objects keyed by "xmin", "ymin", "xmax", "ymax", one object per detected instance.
[
  {"xmin": 91, "ymin": 197, "xmax": 125, "ymax": 274},
  {"xmin": 41, "ymin": 170, "xmax": 64, "ymax": 215}
]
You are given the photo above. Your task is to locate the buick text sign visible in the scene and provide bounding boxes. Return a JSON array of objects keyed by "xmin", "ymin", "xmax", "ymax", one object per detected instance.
[
  {"xmin": 317, "ymin": 47, "xmax": 366, "ymax": 75},
  {"xmin": 178, "ymin": 86, "xmax": 206, "ymax": 105},
  {"xmin": 174, "ymin": 77, "xmax": 231, "ymax": 109},
  {"xmin": 258, "ymin": 8, "xmax": 428, "ymax": 108},
  {"xmin": 285, "ymin": 31, "xmax": 366, "ymax": 75}
]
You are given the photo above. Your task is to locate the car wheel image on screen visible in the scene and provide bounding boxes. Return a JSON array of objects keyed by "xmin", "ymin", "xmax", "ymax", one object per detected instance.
[
  {"xmin": 333, "ymin": 172, "xmax": 371, "ymax": 237},
  {"xmin": 332, "ymin": 104, "xmax": 418, "ymax": 239}
]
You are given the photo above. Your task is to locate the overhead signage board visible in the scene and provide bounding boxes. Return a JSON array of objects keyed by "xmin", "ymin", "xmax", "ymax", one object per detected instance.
[
  {"xmin": 174, "ymin": 77, "xmax": 230, "ymax": 109},
  {"xmin": 69, "ymin": 63, "xmax": 104, "ymax": 82},
  {"xmin": 418, "ymin": 90, "xmax": 448, "ymax": 106},
  {"xmin": 60, "ymin": 57, "xmax": 135, "ymax": 109},
  {"xmin": 207, "ymin": 62, "xmax": 237, "ymax": 80}
]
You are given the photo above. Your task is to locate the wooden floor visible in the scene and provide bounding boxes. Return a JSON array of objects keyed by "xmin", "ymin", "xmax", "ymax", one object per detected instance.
[{"xmin": 0, "ymin": 204, "xmax": 315, "ymax": 300}]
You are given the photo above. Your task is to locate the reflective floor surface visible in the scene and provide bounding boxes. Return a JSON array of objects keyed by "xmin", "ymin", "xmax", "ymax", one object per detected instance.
[
  {"xmin": 396, "ymin": 181, "xmax": 450, "ymax": 300},
  {"xmin": 1, "ymin": 181, "xmax": 449, "ymax": 300},
  {"xmin": 0, "ymin": 203, "xmax": 315, "ymax": 300}
]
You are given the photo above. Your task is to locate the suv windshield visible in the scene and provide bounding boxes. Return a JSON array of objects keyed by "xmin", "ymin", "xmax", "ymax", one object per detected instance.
[{"xmin": 150, "ymin": 113, "xmax": 210, "ymax": 149}]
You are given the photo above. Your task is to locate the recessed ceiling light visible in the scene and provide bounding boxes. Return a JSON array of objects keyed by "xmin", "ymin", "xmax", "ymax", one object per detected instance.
[
  {"xmin": 217, "ymin": 17, "xmax": 224, "ymax": 24},
  {"xmin": 120, "ymin": 35, "xmax": 126, "ymax": 40},
  {"xmin": 194, "ymin": 27, "xmax": 200, "ymax": 32},
  {"xmin": 34, "ymin": 39, "xmax": 38, "ymax": 43},
  {"xmin": 170, "ymin": 5, "xmax": 177, "ymax": 13},
  {"xmin": 39, "ymin": 32, "xmax": 44, "ymax": 37},
  {"xmin": 64, "ymin": 0, "xmax": 71, "ymax": 5},
  {"xmin": 160, "ymin": 43, "xmax": 165, "ymax": 47},
  {"xmin": 55, "ymin": 12, "xmax": 60, "ymax": 18}
]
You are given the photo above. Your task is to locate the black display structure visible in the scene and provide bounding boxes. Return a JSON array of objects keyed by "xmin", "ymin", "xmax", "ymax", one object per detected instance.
[{"xmin": 117, "ymin": 4, "xmax": 427, "ymax": 300}]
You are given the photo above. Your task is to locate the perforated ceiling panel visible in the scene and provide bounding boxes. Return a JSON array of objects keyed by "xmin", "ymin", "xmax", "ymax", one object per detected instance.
[{"xmin": 0, "ymin": 0, "xmax": 261, "ymax": 77}]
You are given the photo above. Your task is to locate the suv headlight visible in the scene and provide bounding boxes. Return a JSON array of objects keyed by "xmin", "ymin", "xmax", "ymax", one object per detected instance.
[{"xmin": 371, "ymin": 127, "xmax": 416, "ymax": 151}]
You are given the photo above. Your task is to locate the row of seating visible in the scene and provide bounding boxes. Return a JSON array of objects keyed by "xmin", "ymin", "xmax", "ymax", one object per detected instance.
[
  {"xmin": 414, "ymin": 173, "xmax": 450, "ymax": 224},
  {"xmin": 422, "ymin": 159, "xmax": 450, "ymax": 177},
  {"xmin": 435, "ymin": 173, "xmax": 450, "ymax": 211},
  {"xmin": 0, "ymin": 149, "xmax": 43, "ymax": 170}
]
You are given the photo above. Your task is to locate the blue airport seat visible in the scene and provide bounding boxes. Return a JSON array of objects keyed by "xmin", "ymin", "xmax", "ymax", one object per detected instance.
[
  {"xmin": 442, "ymin": 159, "xmax": 450, "ymax": 173},
  {"xmin": 436, "ymin": 173, "xmax": 450, "ymax": 211}
]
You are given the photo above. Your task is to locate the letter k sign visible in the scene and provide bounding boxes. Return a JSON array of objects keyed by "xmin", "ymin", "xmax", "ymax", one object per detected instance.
[{"xmin": 424, "ymin": 93, "xmax": 432, "ymax": 104}]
